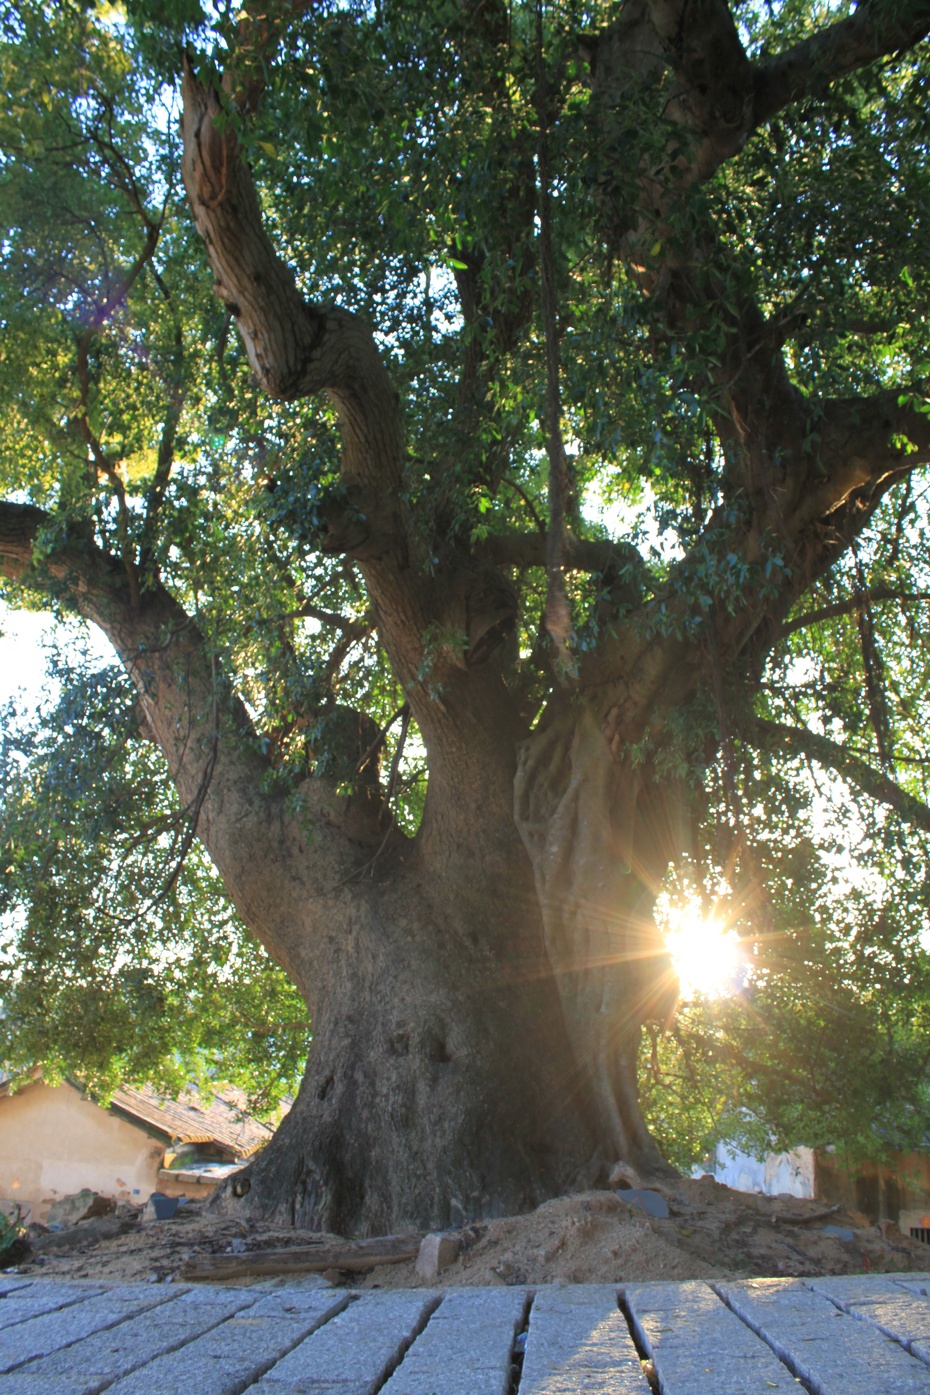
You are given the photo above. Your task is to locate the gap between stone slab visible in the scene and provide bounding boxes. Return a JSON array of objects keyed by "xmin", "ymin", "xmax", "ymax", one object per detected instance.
[
  {"xmin": 616, "ymin": 1289, "xmax": 659, "ymax": 1393},
  {"xmin": 12, "ymin": 1288, "xmax": 354, "ymax": 1393},
  {"xmin": 0, "ymin": 1284, "xmax": 189, "ymax": 1378},
  {"xmin": 505, "ymin": 1288, "xmax": 535, "ymax": 1394},
  {"xmin": 710, "ymin": 1283, "xmax": 818, "ymax": 1395},
  {"xmin": 801, "ymin": 1278, "xmax": 930, "ymax": 1370},
  {"xmin": 369, "ymin": 1291, "xmax": 444, "ymax": 1394}
]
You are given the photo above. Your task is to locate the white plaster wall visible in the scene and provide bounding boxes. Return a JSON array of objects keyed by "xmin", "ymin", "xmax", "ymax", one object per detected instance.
[
  {"xmin": 0, "ymin": 1080, "xmax": 165, "ymax": 1222},
  {"xmin": 700, "ymin": 1141, "xmax": 816, "ymax": 1198}
]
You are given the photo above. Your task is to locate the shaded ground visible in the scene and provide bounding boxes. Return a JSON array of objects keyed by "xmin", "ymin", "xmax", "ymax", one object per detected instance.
[{"xmin": 4, "ymin": 1176, "xmax": 928, "ymax": 1288}]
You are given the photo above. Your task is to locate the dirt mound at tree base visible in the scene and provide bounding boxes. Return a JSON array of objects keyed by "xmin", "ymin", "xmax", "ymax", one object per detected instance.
[
  {"xmin": 5, "ymin": 1180, "xmax": 927, "ymax": 1288},
  {"xmin": 358, "ymin": 1181, "xmax": 926, "ymax": 1288}
]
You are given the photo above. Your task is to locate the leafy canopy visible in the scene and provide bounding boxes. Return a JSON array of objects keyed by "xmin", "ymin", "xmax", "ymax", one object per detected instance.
[{"xmin": 1, "ymin": 0, "xmax": 930, "ymax": 1158}]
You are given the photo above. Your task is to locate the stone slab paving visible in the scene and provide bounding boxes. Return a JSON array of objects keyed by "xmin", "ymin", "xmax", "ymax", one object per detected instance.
[
  {"xmin": 106, "ymin": 1288, "xmax": 353, "ymax": 1395},
  {"xmin": 379, "ymin": 1287, "xmax": 525, "ymax": 1395},
  {"xmin": 0, "ymin": 1287, "xmax": 267, "ymax": 1394},
  {"xmin": 0, "ymin": 1283, "xmax": 107, "ymax": 1334},
  {"xmin": 519, "ymin": 1284, "xmax": 647, "ymax": 1394},
  {"xmin": 0, "ymin": 1283, "xmax": 177, "ymax": 1375},
  {"xmin": 248, "ymin": 1290, "xmax": 440, "ymax": 1394},
  {"xmin": 5, "ymin": 1274, "xmax": 930, "ymax": 1392},
  {"xmin": 626, "ymin": 1279, "xmax": 800, "ymax": 1393},
  {"xmin": 718, "ymin": 1275, "xmax": 930, "ymax": 1394},
  {"xmin": 0, "ymin": 1283, "xmax": 41, "ymax": 1304}
]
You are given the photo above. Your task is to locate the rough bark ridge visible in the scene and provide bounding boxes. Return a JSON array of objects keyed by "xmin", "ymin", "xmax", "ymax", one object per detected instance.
[
  {"xmin": 515, "ymin": 708, "xmax": 680, "ymax": 1176},
  {"xmin": 4, "ymin": 0, "xmax": 930, "ymax": 1231}
]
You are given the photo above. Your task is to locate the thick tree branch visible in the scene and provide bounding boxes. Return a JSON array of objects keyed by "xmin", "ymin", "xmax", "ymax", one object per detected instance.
[
  {"xmin": 753, "ymin": 0, "xmax": 930, "ymax": 130},
  {"xmin": 0, "ymin": 499, "xmax": 383, "ymax": 983},
  {"xmin": 475, "ymin": 530, "xmax": 640, "ymax": 574},
  {"xmin": 706, "ymin": 389, "xmax": 930, "ymax": 664},
  {"xmin": 778, "ymin": 588, "xmax": 930, "ymax": 641},
  {"xmin": 589, "ymin": 0, "xmax": 930, "ymax": 196},
  {"xmin": 180, "ymin": 60, "xmax": 405, "ymax": 502},
  {"xmin": 586, "ymin": 7, "xmax": 804, "ymax": 504},
  {"xmin": 179, "ymin": 60, "xmax": 533, "ymax": 834},
  {"xmin": 536, "ymin": 0, "xmax": 574, "ymax": 674},
  {"xmin": 575, "ymin": 388, "xmax": 930, "ymax": 748},
  {"xmin": 787, "ymin": 391, "xmax": 930, "ymax": 567},
  {"xmin": 0, "ymin": 500, "xmax": 260, "ymax": 789},
  {"xmin": 645, "ymin": 0, "xmax": 754, "ymax": 177},
  {"xmin": 750, "ymin": 716, "xmax": 930, "ymax": 836}
]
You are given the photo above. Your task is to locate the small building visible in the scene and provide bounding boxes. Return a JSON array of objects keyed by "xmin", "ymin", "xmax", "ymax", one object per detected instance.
[
  {"xmin": 702, "ymin": 1138, "xmax": 930, "ymax": 1244},
  {"xmin": 0, "ymin": 1073, "xmax": 277, "ymax": 1224}
]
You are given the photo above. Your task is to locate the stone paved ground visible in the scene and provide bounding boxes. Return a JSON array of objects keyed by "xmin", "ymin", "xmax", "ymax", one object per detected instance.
[{"xmin": 3, "ymin": 1271, "xmax": 930, "ymax": 1392}]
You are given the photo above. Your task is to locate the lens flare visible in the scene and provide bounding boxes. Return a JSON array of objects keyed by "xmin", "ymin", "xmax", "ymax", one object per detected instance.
[{"xmin": 664, "ymin": 906, "xmax": 744, "ymax": 1000}]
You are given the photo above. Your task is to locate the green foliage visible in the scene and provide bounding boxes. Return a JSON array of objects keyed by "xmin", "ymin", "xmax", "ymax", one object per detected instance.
[
  {"xmin": 0, "ymin": 1202, "xmax": 23, "ymax": 1263},
  {"xmin": 0, "ymin": 637, "xmax": 308, "ymax": 1112},
  {"xmin": 1, "ymin": 0, "xmax": 930, "ymax": 1163},
  {"xmin": 642, "ymin": 670, "xmax": 930, "ymax": 1171}
]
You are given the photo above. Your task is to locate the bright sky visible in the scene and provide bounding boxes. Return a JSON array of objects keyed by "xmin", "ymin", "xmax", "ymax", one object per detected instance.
[
  {"xmin": 0, "ymin": 609, "xmax": 56, "ymax": 709},
  {"xmin": 0, "ymin": 604, "xmax": 113, "ymax": 711}
]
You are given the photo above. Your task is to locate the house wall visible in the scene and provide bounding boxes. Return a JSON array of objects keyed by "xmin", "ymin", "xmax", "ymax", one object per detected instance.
[
  {"xmin": 156, "ymin": 1168, "xmax": 223, "ymax": 1201},
  {"xmin": 0, "ymin": 1080, "xmax": 166, "ymax": 1223},
  {"xmin": 700, "ymin": 1142, "xmax": 816, "ymax": 1199}
]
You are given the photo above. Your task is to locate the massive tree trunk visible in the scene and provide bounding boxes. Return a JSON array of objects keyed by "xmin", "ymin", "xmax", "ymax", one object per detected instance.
[
  {"xmin": 241, "ymin": 849, "xmax": 598, "ymax": 1232},
  {"xmin": 227, "ymin": 713, "xmax": 688, "ymax": 1230}
]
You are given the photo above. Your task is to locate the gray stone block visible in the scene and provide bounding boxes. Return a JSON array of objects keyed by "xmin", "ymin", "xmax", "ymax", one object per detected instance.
[
  {"xmin": 0, "ymin": 1280, "xmax": 32, "ymax": 1298},
  {"xmin": 104, "ymin": 1291, "xmax": 348, "ymax": 1395},
  {"xmin": 172, "ymin": 1285, "xmax": 257, "ymax": 1305},
  {"xmin": 256, "ymin": 1291, "xmax": 438, "ymax": 1395},
  {"xmin": 520, "ymin": 1285, "xmax": 646, "ymax": 1394},
  {"xmin": 379, "ymin": 1286, "xmax": 525, "ymax": 1395},
  {"xmin": 0, "ymin": 1282, "xmax": 105, "ymax": 1333},
  {"xmin": 810, "ymin": 1274, "xmax": 930, "ymax": 1351},
  {"xmin": 0, "ymin": 1289, "xmax": 258, "ymax": 1394},
  {"xmin": 897, "ymin": 1277, "xmax": 930, "ymax": 1299},
  {"xmin": 0, "ymin": 1287, "xmax": 174, "ymax": 1373},
  {"xmin": 719, "ymin": 1277, "xmax": 930, "ymax": 1393},
  {"xmin": 627, "ymin": 1280, "xmax": 799, "ymax": 1394}
]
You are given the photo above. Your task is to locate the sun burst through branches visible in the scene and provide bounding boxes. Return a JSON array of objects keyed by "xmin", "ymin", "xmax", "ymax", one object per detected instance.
[{"xmin": 663, "ymin": 904, "xmax": 745, "ymax": 1001}]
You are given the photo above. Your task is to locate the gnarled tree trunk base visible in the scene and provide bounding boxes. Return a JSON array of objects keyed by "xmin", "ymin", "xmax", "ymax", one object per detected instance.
[{"xmin": 212, "ymin": 861, "xmax": 605, "ymax": 1234}]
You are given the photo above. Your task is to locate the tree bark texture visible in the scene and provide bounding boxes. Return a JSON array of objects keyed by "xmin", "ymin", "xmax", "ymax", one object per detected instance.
[{"xmin": 515, "ymin": 708, "xmax": 682, "ymax": 1179}]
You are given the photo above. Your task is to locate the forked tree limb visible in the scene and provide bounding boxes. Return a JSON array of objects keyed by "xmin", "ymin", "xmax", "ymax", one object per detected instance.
[
  {"xmin": 591, "ymin": 0, "xmax": 930, "ymax": 191},
  {"xmin": 574, "ymin": 386, "xmax": 930, "ymax": 734},
  {"xmin": 0, "ymin": 499, "xmax": 262, "ymax": 792},
  {"xmin": 179, "ymin": 60, "xmax": 405, "ymax": 499},
  {"xmin": 178, "ymin": 58, "xmax": 528, "ymax": 762}
]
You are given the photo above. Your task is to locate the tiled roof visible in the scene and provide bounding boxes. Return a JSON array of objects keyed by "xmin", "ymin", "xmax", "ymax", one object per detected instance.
[{"xmin": 108, "ymin": 1082, "xmax": 277, "ymax": 1158}]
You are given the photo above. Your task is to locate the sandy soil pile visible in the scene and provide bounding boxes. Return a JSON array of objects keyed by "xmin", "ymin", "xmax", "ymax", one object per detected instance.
[{"xmin": 4, "ymin": 1174, "xmax": 927, "ymax": 1288}]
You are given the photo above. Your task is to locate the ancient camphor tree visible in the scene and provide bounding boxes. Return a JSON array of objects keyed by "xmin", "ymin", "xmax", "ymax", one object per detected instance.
[{"xmin": 2, "ymin": 0, "xmax": 930, "ymax": 1231}]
